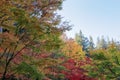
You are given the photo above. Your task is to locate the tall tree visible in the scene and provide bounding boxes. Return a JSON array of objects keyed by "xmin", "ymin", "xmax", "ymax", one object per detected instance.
[
  {"xmin": 0, "ymin": 0, "xmax": 70, "ymax": 79},
  {"xmin": 61, "ymin": 38, "xmax": 85, "ymax": 60},
  {"xmin": 100, "ymin": 36, "xmax": 107, "ymax": 49},
  {"xmin": 96, "ymin": 36, "xmax": 107, "ymax": 49},
  {"xmin": 88, "ymin": 36, "xmax": 94, "ymax": 50},
  {"xmin": 96, "ymin": 37, "xmax": 101, "ymax": 49},
  {"xmin": 75, "ymin": 30, "xmax": 89, "ymax": 52},
  {"xmin": 75, "ymin": 30, "xmax": 83, "ymax": 46}
]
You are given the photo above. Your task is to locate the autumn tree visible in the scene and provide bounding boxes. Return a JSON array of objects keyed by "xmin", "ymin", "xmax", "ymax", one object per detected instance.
[
  {"xmin": 0, "ymin": 0, "xmax": 70, "ymax": 79},
  {"xmin": 61, "ymin": 38, "xmax": 85, "ymax": 60}
]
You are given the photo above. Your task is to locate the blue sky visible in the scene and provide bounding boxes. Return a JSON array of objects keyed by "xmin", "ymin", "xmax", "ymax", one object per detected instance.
[{"xmin": 59, "ymin": 0, "xmax": 120, "ymax": 43}]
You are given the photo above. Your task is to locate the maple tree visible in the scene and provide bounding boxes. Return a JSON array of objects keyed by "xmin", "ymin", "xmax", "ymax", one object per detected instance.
[
  {"xmin": 45, "ymin": 56, "xmax": 97, "ymax": 80},
  {"xmin": 1, "ymin": 0, "xmax": 119, "ymax": 80},
  {"xmin": 61, "ymin": 38, "xmax": 85, "ymax": 60},
  {"xmin": 0, "ymin": 0, "xmax": 71, "ymax": 80}
]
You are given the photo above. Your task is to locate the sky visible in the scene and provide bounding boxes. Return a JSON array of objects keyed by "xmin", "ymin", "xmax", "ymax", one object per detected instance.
[{"xmin": 59, "ymin": 0, "xmax": 120, "ymax": 43}]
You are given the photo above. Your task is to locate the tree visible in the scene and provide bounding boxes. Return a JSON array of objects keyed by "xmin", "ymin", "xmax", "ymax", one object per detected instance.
[
  {"xmin": 0, "ymin": 0, "xmax": 70, "ymax": 79},
  {"xmin": 75, "ymin": 30, "xmax": 89, "ymax": 52},
  {"xmin": 75, "ymin": 30, "xmax": 83, "ymax": 46},
  {"xmin": 61, "ymin": 38, "xmax": 85, "ymax": 60},
  {"xmin": 96, "ymin": 37, "xmax": 101, "ymax": 49},
  {"xmin": 96, "ymin": 36, "xmax": 107, "ymax": 49},
  {"xmin": 88, "ymin": 42, "xmax": 120, "ymax": 80},
  {"xmin": 61, "ymin": 58, "xmax": 97, "ymax": 80},
  {"xmin": 45, "ymin": 56, "xmax": 96, "ymax": 80},
  {"xmin": 88, "ymin": 36, "xmax": 94, "ymax": 50}
]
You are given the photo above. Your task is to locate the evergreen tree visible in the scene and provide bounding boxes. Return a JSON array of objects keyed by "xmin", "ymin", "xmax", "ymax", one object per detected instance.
[
  {"xmin": 99, "ymin": 36, "xmax": 107, "ymax": 49},
  {"xmin": 88, "ymin": 36, "xmax": 94, "ymax": 50},
  {"xmin": 96, "ymin": 36, "xmax": 107, "ymax": 49},
  {"xmin": 96, "ymin": 37, "xmax": 100, "ymax": 49},
  {"xmin": 75, "ymin": 30, "xmax": 83, "ymax": 46},
  {"xmin": 75, "ymin": 30, "xmax": 89, "ymax": 52}
]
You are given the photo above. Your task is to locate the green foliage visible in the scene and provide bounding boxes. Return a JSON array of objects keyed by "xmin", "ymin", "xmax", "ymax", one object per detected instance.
[
  {"xmin": 88, "ymin": 44, "xmax": 120, "ymax": 79},
  {"xmin": 50, "ymin": 52, "xmax": 66, "ymax": 59},
  {"xmin": 55, "ymin": 65, "xmax": 66, "ymax": 72},
  {"xmin": 91, "ymin": 52, "xmax": 107, "ymax": 60},
  {"xmin": 0, "ymin": 0, "xmax": 71, "ymax": 79},
  {"xmin": 75, "ymin": 30, "xmax": 91, "ymax": 52},
  {"xmin": 15, "ymin": 62, "xmax": 44, "ymax": 80}
]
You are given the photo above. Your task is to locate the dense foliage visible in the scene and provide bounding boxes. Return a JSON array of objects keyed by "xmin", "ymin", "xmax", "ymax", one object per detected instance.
[
  {"xmin": 88, "ymin": 41, "xmax": 120, "ymax": 80},
  {"xmin": 0, "ymin": 0, "xmax": 70, "ymax": 80},
  {"xmin": 0, "ymin": 0, "xmax": 119, "ymax": 80}
]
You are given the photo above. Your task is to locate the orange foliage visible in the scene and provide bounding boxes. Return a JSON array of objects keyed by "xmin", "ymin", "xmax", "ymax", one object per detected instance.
[
  {"xmin": 0, "ymin": 47, "xmax": 3, "ymax": 53},
  {"xmin": 61, "ymin": 39, "xmax": 85, "ymax": 59}
]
